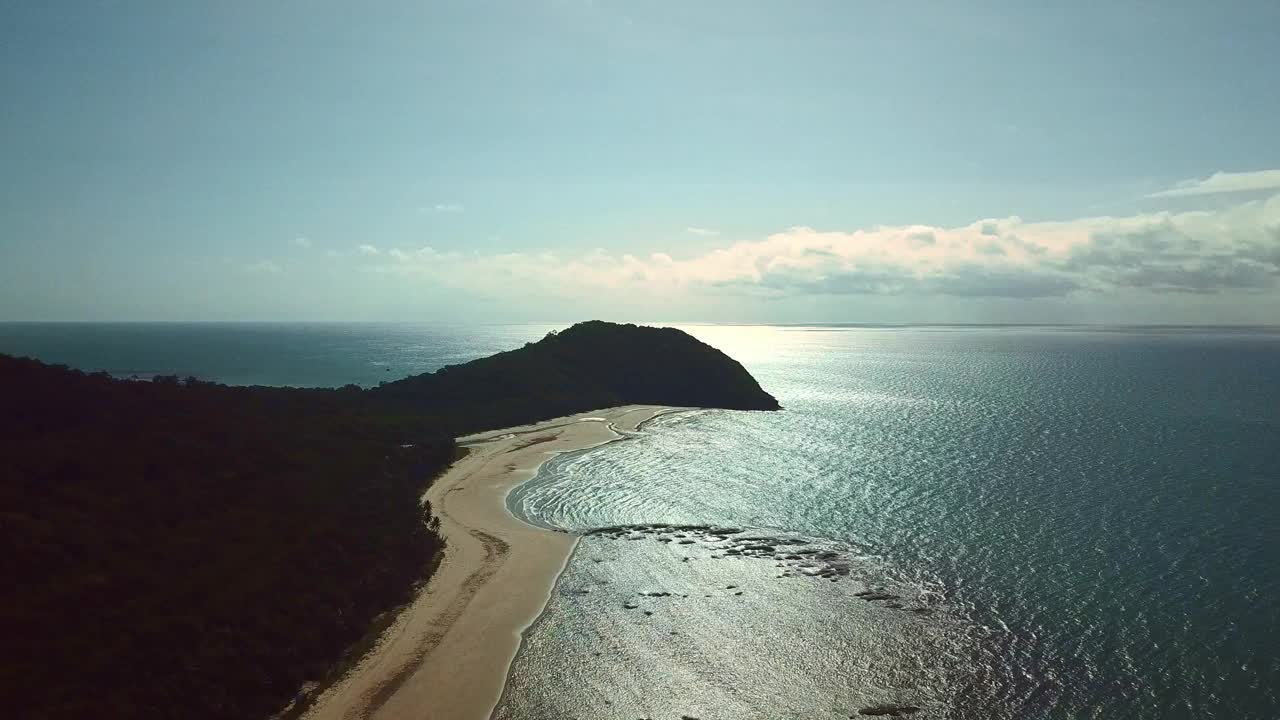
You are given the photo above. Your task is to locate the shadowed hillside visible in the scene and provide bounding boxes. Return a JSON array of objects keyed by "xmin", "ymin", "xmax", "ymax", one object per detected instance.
[
  {"xmin": 0, "ymin": 356, "xmax": 455, "ymax": 719},
  {"xmin": 0, "ymin": 321, "xmax": 776, "ymax": 719},
  {"xmin": 373, "ymin": 321, "xmax": 781, "ymax": 432}
]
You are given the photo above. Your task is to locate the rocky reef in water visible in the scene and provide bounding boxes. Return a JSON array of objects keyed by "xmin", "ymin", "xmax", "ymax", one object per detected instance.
[{"xmin": 494, "ymin": 521, "xmax": 960, "ymax": 719}]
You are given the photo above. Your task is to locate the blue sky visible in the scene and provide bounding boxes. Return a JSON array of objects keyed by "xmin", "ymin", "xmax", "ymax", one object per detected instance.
[{"xmin": 2, "ymin": 1, "xmax": 1279, "ymax": 323}]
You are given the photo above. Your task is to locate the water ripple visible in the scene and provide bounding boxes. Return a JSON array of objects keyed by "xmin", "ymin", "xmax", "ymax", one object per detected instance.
[{"xmin": 504, "ymin": 327, "xmax": 1280, "ymax": 718}]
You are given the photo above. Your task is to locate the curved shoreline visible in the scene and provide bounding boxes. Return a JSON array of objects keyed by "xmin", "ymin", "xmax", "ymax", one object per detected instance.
[
  {"xmin": 505, "ymin": 406, "xmax": 692, "ymax": 531},
  {"xmin": 300, "ymin": 405, "xmax": 677, "ymax": 720}
]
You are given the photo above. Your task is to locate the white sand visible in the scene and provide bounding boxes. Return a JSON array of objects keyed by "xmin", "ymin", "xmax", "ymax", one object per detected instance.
[{"xmin": 300, "ymin": 405, "xmax": 675, "ymax": 720}]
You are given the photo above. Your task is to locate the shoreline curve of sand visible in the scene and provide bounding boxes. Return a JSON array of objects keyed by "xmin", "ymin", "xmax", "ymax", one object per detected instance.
[{"xmin": 300, "ymin": 405, "xmax": 678, "ymax": 720}]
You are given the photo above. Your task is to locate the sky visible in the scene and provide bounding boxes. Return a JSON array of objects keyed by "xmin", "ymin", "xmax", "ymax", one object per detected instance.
[{"xmin": 2, "ymin": 1, "xmax": 1279, "ymax": 324}]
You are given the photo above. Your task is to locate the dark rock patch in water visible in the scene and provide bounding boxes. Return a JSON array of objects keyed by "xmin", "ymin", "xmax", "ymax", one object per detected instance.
[{"xmin": 856, "ymin": 704, "xmax": 922, "ymax": 716}]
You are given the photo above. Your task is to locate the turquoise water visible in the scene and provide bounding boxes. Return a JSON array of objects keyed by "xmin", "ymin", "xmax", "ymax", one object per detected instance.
[{"xmin": 4, "ymin": 323, "xmax": 1278, "ymax": 717}]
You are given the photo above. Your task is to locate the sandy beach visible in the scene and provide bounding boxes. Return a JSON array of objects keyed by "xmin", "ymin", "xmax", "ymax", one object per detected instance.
[{"xmin": 300, "ymin": 405, "xmax": 675, "ymax": 720}]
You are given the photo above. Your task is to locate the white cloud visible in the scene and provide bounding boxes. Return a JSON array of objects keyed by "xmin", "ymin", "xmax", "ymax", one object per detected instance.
[
  {"xmin": 366, "ymin": 193, "xmax": 1280, "ymax": 300},
  {"xmin": 244, "ymin": 260, "xmax": 282, "ymax": 275},
  {"xmin": 357, "ymin": 244, "xmax": 380, "ymax": 255},
  {"xmin": 292, "ymin": 236, "xmax": 312, "ymax": 248},
  {"xmin": 422, "ymin": 203, "xmax": 464, "ymax": 213},
  {"xmin": 380, "ymin": 245, "xmax": 461, "ymax": 264},
  {"xmin": 686, "ymin": 226, "xmax": 720, "ymax": 236},
  {"xmin": 1147, "ymin": 169, "xmax": 1280, "ymax": 198}
]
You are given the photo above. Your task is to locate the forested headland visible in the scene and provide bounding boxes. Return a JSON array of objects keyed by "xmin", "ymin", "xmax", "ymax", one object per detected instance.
[{"xmin": 0, "ymin": 321, "xmax": 777, "ymax": 719}]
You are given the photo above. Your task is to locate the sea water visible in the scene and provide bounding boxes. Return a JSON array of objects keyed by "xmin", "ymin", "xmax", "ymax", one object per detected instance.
[
  {"xmin": 503, "ymin": 325, "xmax": 1280, "ymax": 719},
  {"xmin": 5, "ymin": 323, "xmax": 1278, "ymax": 718},
  {"xmin": 0, "ymin": 322, "xmax": 556, "ymax": 387}
]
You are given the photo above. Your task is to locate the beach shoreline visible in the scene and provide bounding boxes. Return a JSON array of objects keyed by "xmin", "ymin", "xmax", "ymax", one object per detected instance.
[{"xmin": 300, "ymin": 405, "xmax": 677, "ymax": 720}]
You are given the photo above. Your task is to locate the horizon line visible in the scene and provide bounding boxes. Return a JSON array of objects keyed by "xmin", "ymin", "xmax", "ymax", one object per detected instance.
[{"xmin": 1, "ymin": 319, "xmax": 1278, "ymax": 330}]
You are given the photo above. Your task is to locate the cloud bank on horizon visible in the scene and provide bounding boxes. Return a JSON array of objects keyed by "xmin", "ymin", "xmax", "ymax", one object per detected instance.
[{"xmin": 360, "ymin": 179, "xmax": 1280, "ymax": 307}]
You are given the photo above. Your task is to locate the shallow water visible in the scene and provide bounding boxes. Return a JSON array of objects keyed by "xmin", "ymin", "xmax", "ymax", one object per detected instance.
[
  {"xmin": 505, "ymin": 326, "xmax": 1280, "ymax": 719},
  {"xmin": 495, "ymin": 524, "xmax": 988, "ymax": 720}
]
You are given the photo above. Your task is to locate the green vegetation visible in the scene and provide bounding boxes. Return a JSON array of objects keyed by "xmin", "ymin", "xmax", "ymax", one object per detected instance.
[{"xmin": 0, "ymin": 321, "xmax": 777, "ymax": 719}]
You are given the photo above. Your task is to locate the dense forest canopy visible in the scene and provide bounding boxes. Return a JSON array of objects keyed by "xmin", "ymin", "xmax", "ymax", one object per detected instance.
[
  {"xmin": 0, "ymin": 321, "xmax": 777, "ymax": 719},
  {"xmin": 0, "ymin": 356, "xmax": 455, "ymax": 719}
]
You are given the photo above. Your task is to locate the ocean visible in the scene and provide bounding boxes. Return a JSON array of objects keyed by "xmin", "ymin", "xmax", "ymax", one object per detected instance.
[{"xmin": 4, "ymin": 322, "xmax": 1278, "ymax": 718}]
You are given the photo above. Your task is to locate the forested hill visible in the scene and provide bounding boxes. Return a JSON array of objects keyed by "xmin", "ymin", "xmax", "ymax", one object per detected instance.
[
  {"xmin": 372, "ymin": 321, "xmax": 781, "ymax": 432},
  {"xmin": 0, "ymin": 321, "xmax": 777, "ymax": 720},
  {"xmin": 0, "ymin": 356, "xmax": 454, "ymax": 719}
]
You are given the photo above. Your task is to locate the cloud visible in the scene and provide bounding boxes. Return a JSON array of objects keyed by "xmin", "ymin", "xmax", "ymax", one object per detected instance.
[
  {"xmin": 357, "ymin": 244, "xmax": 380, "ymax": 255},
  {"xmin": 365, "ymin": 193, "xmax": 1280, "ymax": 301},
  {"xmin": 422, "ymin": 203, "xmax": 464, "ymax": 213},
  {"xmin": 1055, "ymin": 206, "xmax": 1280, "ymax": 293},
  {"xmin": 1147, "ymin": 169, "xmax": 1280, "ymax": 198},
  {"xmin": 686, "ymin": 227, "xmax": 720, "ymax": 236},
  {"xmin": 292, "ymin": 236, "xmax": 311, "ymax": 248},
  {"xmin": 244, "ymin": 260, "xmax": 282, "ymax": 275}
]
